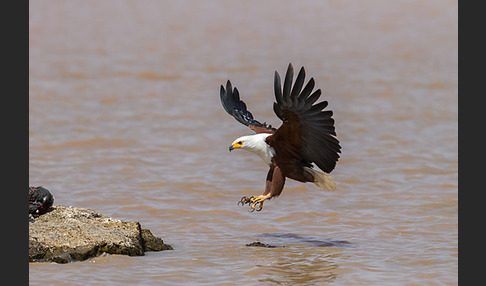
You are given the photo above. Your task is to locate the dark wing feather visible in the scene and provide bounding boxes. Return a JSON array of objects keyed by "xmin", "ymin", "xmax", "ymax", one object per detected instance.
[
  {"xmin": 220, "ymin": 80, "xmax": 276, "ymax": 134},
  {"xmin": 268, "ymin": 64, "xmax": 341, "ymax": 173}
]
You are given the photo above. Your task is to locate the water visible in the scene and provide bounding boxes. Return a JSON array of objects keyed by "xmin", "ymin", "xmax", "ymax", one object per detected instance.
[{"xmin": 29, "ymin": 0, "xmax": 458, "ymax": 285}]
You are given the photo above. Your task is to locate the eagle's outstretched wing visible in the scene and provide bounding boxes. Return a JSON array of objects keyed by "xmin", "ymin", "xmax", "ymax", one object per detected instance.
[
  {"xmin": 220, "ymin": 80, "xmax": 276, "ymax": 134},
  {"xmin": 268, "ymin": 64, "xmax": 341, "ymax": 173}
]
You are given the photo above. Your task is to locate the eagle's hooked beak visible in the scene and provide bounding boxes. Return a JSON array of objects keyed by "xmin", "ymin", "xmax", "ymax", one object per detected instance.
[{"xmin": 229, "ymin": 140, "xmax": 243, "ymax": 152}]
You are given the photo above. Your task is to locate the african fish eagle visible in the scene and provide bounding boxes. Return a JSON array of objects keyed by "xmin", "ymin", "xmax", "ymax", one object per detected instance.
[{"xmin": 220, "ymin": 63, "xmax": 341, "ymax": 211}]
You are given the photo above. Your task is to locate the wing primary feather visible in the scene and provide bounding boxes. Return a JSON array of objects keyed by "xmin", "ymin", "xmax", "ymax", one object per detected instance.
[
  {"xmin": 220, "ymin": 85, "xmax": 228, "ymax": 111},
  {"xmin": 302, "ymin": 89, "xmax": 322, "ymax": 110},
  {"xmin": 282, "ymin": 63, "xmax": 294, "ymax": 107},
  {"xmin": 298, "ymin": 77, "xmax": 315, "ymax": 102},
  {"xmin": 234, "ymin": 88, "xmax": 245, "ymax": 111},
  {"xmin": 232, "ymin": 85, "xmax": 241, "ymax": 103},
  {"xmin": 226, "ymin": 80, "xmax": 233, "ymax": 98},
  {"xmin": 220, "ymin": 84, "xmax": 233, "ymax": 115},
  {"xmin": 290, "ymin": 66, "xmax": 306, "ymax": 102},
  {"xmin": 274, "ymin": 71, "xmax": 283, "ymax": 106},
  {"xmin": 273, "ymin": 102, "xmax": 285, "ymax": 120},
  {"xmin": 307, "ymin": 101, "xmax": 329, "ymax": 115}
]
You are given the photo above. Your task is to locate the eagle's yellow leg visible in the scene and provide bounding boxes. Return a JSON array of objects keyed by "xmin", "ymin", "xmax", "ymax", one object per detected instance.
[{"xmin": 238, "ymin": 194, "xmax": 272, "ymax": 212}]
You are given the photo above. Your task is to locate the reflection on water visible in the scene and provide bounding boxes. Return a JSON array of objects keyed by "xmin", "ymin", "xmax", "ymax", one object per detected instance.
[
  {"xmin": 249, "ymin": 233, "xmax": 348, "ymax": 284},
  {"xmin": 259, "ymin": 232, "xmax": 352, "ymax": 248},
  {"xmin": 258, "ymin": 254, "xmax": 339, "ymax": 285}
]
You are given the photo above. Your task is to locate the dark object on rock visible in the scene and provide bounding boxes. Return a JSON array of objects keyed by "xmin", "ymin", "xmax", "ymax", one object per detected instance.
[
  {"xmin": 29, "ymin": 186, "xmax": 54, "ymax": 216},
  {"xmin": 245, "ymin": 241, "xmax": 284, "ymax": 248},
  {"xmin": 29, "ymin": 206, "xmax": 172, "ymax": 263}
]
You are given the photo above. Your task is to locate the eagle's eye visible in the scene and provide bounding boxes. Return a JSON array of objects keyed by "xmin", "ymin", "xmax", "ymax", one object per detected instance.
[{"xmin": 237, "ymin": 141, "xmax": 243, "ymax": 145}]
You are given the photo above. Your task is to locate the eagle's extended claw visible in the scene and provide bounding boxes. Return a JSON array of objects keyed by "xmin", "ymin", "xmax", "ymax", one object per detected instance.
[
  {"xmin": 252, "ymin": 201, "xmax": 263, "ymax": 212},
  {"xmin": 238, "ymin": 198, "xmax": 245, "ymax": 206},
  {"xmin": 238, "ymin": 196, "xmax": 253, "ymax": 206},
  {"xmin": 238, "ymin": 195, "xmax": 269, "ymax": 211}
]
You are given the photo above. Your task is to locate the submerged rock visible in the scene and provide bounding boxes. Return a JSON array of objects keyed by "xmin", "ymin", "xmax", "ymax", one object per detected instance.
[
  {"xmin": 29, "ymin": 206, "xmax": 172, "ymax": 263},
  {"xmin": 245, "ymin": 241, "xmax": 285, "ymax": 248}
]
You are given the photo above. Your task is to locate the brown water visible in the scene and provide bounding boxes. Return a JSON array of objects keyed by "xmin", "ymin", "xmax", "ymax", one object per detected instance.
[{"xmin": 29, "ymin": 1, "xmax": 458, "ymax": 285}]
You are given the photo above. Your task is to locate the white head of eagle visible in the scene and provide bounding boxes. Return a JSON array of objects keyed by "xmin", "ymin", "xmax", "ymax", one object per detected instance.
[
  {"xmin": 220, "ymin": 63, "xmax": 341, "ymax": 211},
  {"xmin": 229, "ymin": 133, "xmax": 275, "ymax": 166}
]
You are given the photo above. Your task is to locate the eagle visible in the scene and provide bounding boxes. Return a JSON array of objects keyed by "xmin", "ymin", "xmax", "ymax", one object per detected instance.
[{"xmin": 220, "ymin": 63, "xmax": 341, "ymax": 211}]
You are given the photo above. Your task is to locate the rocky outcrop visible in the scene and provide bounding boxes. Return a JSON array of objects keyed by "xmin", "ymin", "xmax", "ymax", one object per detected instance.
[{"xmin": 29, "ymin": 206, "xmax": 172, "ymax": 263}]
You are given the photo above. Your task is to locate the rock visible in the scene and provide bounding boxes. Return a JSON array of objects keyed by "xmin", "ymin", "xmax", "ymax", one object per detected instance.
[
  {"xmin": 141, "ymin": 229, "xmax": 173, "ymax": 251},
  {"xmin": 29, "ymin": 206, "xmax": 172, "ymax": 263},
  {"xmin": 245, "ymin": 241, "xmax": 284, "ymax": 248}
]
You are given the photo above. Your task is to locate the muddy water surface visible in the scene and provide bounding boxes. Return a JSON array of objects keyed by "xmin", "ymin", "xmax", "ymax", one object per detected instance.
[{"xmin": 29, "ymin": 1, "xmax": 457, "ymax": 285}]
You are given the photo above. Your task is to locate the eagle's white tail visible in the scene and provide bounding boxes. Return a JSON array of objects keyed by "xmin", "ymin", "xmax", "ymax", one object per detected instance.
[{"xmin": 304, "ymin": 167, "xmax": 337, "ymax": 191}]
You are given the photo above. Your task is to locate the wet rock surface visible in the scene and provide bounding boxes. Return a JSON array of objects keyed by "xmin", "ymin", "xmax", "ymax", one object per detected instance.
[
  {"xmin": 245, "ymin": 241, "xmax": 285, "ymax": 248},
  {"xmin": 29, "ymin": 206, "xmax": 172, "ymax": 263}
]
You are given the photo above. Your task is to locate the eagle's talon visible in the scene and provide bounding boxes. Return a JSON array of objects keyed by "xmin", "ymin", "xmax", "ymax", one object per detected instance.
[
  {"xmin": 249, "ymin": 202, "xmax": 262, "ymax": 212},
  {"xmin": 250, "ymin": 201, "xmax": 259, "ymax": 210},
  {"xmin": 238, "ymin": 196, "xmax": 251, "ymax": 206},
  {"xmin": 255, "ymin": 203, "xmax": 263, "ymax": 212},
  {"xmin": 239, "ymin": 195, "xmax": 269, "ymax": 211},
  {"xmin": 254, "ymin": 197, "xmax": 267, "ymax": 211}
]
